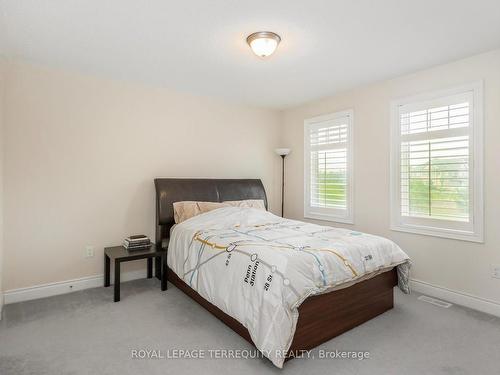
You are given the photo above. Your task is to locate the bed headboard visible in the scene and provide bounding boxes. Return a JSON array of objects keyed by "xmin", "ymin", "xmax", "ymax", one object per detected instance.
[{"xmin": 154, "ymin": 178, "xmax": 268, "ymax": 248}]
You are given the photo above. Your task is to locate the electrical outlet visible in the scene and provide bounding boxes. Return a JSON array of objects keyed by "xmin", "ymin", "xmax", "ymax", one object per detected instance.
[
  {"xmin": 85, "ymin": 245, "xmax": 95, "ymax": 258},
  {"xmin": 492, "ymin": 265, "xmax": 500, "ymax": 279}
]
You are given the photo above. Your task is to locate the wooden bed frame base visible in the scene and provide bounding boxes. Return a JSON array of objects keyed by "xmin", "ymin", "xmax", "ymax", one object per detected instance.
[
  {"xmin": 155, "ymin": 179, "xmax": 399, "ymax": 364},
  {"xmin": 167, "ymin": 267, "xmax": 398, "ymax": 358}
]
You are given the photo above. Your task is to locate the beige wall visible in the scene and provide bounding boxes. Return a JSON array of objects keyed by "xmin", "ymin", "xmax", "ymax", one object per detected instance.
[
  {"xmin": 2, "ymin": 62, "xmax": 282, "ymax": 291},
  {"xmin": 281, "ymin": 49, "xmax": 500, "ymax": 304},
  {"xmin": 2, "ymin": 50, "xmax": 500, "ymax": 306}
]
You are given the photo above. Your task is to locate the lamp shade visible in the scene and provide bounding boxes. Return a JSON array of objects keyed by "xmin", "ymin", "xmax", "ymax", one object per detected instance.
[{"xmin": 275, "ymin": 148, "xmax": 291, "ymax": 156}]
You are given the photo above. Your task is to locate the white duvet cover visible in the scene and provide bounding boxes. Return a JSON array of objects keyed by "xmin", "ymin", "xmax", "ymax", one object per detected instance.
[{"xmin": 168, "ymin": 207, "xmax": 411, "ymax": 367}]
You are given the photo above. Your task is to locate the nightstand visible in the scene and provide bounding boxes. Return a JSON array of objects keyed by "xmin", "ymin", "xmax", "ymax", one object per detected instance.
[{"xmin": 104, "ymin": 244, "xmax": 167, "ymax": 302}]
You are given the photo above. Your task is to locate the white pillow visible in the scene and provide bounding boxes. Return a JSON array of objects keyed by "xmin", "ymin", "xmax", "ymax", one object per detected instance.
[
  {"xmin": 223, "ymin": 199, "xmax": 266, "ymax": 210},
  {"xmin": 172, "ymin": 199, "xmax": 266, "ymax": 224}
]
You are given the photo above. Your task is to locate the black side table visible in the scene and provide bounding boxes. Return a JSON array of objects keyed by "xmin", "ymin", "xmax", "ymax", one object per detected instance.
[{"xmin": 104, "ymin": 244, "xmax": 167, "ymax": 302}]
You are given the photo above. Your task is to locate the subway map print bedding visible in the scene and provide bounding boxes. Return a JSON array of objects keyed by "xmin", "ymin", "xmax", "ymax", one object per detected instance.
[{"xmin": 168, "ymin": 207, "xmax": 411, "ymax": 368}]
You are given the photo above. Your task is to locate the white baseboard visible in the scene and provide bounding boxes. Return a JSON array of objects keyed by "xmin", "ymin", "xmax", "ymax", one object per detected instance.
[
  {"xmin": 5, "ymin": 273, "xmax": 500, "ymax": 319},
  {"xmin": 410, "ymin": 278, "xmax": 500, "ymax": 318},
  {"xmin": 3, "ymin": 270, "xmax": 147, "ymax": 305}
]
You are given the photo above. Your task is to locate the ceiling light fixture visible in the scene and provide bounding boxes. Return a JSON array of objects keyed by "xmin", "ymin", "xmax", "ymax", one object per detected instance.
[{"xmin": 246, "ymin": 31, "xmax": 281, "ymax": 58}]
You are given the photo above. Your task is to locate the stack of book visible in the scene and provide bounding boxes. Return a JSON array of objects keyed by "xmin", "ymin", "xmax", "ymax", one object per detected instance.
[{"xmin": 123, "ymin": 234, "xmax": 151, "ymax": 251}]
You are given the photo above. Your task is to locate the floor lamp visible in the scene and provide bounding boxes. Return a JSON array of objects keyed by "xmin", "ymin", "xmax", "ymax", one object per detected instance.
[{"xmin": 275, "ymin": 148, "xmax": 291, "ymax": 217}]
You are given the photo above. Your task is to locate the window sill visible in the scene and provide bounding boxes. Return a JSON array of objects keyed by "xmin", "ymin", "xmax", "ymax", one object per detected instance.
[
  {"xmin": 304, "ymin": 212, "xmax": 354, "ymax": 225},
  {"xmin": 390, "ymin": 223, "xmax": 484, "ymax": 243}
]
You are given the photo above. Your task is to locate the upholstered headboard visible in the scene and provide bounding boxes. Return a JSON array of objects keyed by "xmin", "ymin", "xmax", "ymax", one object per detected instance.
[{"xmin": 154, "ymin": 178, "xmax": 268, "ymax": 248}]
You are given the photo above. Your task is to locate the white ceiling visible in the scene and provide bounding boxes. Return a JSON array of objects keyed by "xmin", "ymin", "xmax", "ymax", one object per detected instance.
[{"xmin": 1, "ymin": 0, "xmax": 500, "ymax": 109}]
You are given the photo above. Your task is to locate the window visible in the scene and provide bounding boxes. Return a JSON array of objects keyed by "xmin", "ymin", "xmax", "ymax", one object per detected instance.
[
  {"xmin": 390, "ymin": 83, "xmax": 484, "ymax": 242},
  {"xmin": 304, "ymin": 110, "xmax": 354, "ymax": 223}
]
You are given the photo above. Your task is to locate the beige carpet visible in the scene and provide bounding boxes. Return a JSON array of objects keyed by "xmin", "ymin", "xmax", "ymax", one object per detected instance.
[{"xmin": 1, "ymin": 278, "xmax": 499, "ymax": 375}]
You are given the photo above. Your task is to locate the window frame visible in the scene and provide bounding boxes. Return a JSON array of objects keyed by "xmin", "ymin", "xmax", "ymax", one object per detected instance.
[
  {"xmin": 390, "ymin": 82, "xmax": 484, "ymax": 242},
  {"xmin": 304, "ymin": 109, "xmax": 354, "ymax": 224}
]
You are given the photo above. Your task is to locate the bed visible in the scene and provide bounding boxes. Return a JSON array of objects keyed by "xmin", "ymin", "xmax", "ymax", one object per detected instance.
[{"xmin": 154, "ymin": 178, "xmax": 410, "ymax": 367}]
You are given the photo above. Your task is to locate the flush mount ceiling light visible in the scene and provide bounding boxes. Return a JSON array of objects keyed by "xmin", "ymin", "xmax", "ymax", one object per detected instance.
[{"xmin": 246, "ymin": 31, "xmax": 281, "ymax": 58}]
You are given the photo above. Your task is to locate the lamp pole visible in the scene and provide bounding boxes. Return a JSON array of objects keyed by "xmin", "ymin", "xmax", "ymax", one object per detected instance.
[
  {"xmin": 275, "ymin": 148, "xmax": 290, "ymax": 218},
  {"xmin": 281, "ymin": 154, "xmax": 285, "ymax": 217}
]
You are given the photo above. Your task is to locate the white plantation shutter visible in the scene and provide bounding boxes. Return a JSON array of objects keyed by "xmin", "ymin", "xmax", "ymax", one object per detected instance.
[
  {"xmin": 304, "ymin": 110, "xmax": 353, "ymax": 223},
  {"xmin": 391, "ymin": 84, "xmax": 484, "ymax": 242}
]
